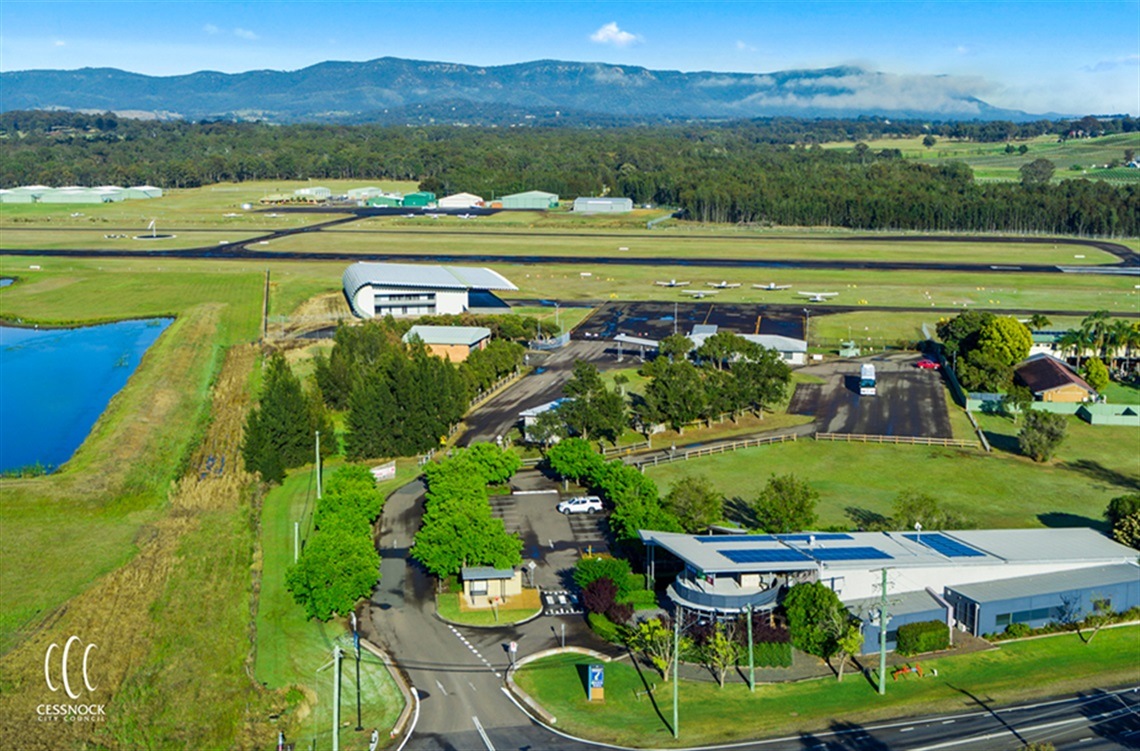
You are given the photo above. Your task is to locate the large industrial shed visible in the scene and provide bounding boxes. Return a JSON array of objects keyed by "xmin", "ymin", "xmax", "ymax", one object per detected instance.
[
  {"xmin": 945, "ymin": 563, "xmax": 1139, "ymax": 637},
  {"xmin": 401, "ymin": 191, "xmax": 436, "ymax": 207},
  {"xmin": 342, "ymin": 262, "xmax": 517, "ymax": 319},
  {"xmin": 402, "ymin": 325, "xmax": 492, "ymax": 362},
  {"xmin": 639, "ymin": 527, "xmax": 1138, "ymax": 654},
  {"xmin": 500, "ymin": 190, "xmax": 559, "ymax": 210},
  {"xmin": 573, "ymin": 196, "xmax": 633, "ymax": 213},
  {"xmin": 438, "ymin": 192, "xmax": 485, "ymax": 209}
]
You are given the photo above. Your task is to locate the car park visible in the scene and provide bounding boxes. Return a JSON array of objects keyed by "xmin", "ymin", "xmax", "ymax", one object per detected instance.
[{"xmin": 557, "ymin": 495, "xmax": 603, "ymax": 514}]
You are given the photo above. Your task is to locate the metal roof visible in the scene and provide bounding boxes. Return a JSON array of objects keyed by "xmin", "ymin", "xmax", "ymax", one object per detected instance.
[
  {"xmin": 845, "ymin": 588, "xmax": 947, "ymax": 618},
  {"xmin": 688, "ymin": 332, "xmax": 807, "ymax": 354},
  {"xmin": 403, "ymin": 326, "xmax": 491, "ymax": 346},
  {"xmin": 502, "ymin": 190, "xmax": 558, "ymax": 199},
  {"xmin": 640, "ymin": 528, "xmax": 1136, "ymax": 576},
  {"xmin": 947, "ymin": 528, "xmax": 1136, "ymax": 564},
  {"xmin": 461, "ymin": 566, "xmax": 516, "ymax": 580},
  {"xmin": 342, "ymin": 262, "xmax": 518, "ymax": 300},
  {"xmin": 946, "ymin": 563, "xmax": 1140, "ymax": 604}
]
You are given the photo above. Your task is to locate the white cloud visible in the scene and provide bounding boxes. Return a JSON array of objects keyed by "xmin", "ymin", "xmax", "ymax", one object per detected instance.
[
  {"xmin": 1084, "ymin": 54, "xmax": 1140, "ymax": 73},
  {"xmin": 729, "ymin": 71, "xmax": 993, "ymax": 116},
  {"xmin": 955, "ymin": 45, "xmax": 972, "ymax": 55},
  {"xmin": 736, "ymin": 41, "xmax": 757, "ymax": 52},
  {"xmin": 203, "ymin": 24, "xmax": 219, "ymax": 35},
  {"xmin": 234, "ymin": 28, "xmax": 259, "ymax": 41},
  {"xmin": 53, "ymin": 40, "xmax": 66, "ymax": 47},
  {"xmin": 590, "ymin": 22, "xmax": 638, "ymax": 48}
]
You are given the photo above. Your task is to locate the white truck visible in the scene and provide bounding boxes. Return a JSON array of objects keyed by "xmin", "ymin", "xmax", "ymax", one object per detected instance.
[{"xmin": 859, "ymin": 363, "xmax": 877, "ymax": 396}]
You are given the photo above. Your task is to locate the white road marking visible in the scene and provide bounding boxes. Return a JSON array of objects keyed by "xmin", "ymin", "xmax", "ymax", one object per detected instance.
[
  {"xmin": 469, "ymin": 681, "xmax": 477, "ymax": 692},
  {"xmin": 900, "ymin": 727, "xmax": 915, "ymax": 732},
  {"xmin": 942, "ymin": 720, "xmax": 956, "ymax": 724},
  {"xmin": 473, "ymin": 715, "xmax": 496, "ymax": 751},
  {"xmin": 435, "ymin": 679, "xmax": 448, "ymax": 697}
]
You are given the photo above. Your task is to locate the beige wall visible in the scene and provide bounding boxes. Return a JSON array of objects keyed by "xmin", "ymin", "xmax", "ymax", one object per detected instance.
[
  {"xmin": 1041, "ymin": 384, "xmax": 1091, "ymax": 403},
  {"xmin": 463, "ymin": 572, "xmax": 523, "ymax": 607}
]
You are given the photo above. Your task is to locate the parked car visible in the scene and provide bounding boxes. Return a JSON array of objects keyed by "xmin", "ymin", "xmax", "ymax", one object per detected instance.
[
  {"xmin": 915, "ymin": 359, "xmax": 941, "ymax": 370},
  {"xmin": 557, "ymin": 495, "xmax": 603, "ymax": 514}
]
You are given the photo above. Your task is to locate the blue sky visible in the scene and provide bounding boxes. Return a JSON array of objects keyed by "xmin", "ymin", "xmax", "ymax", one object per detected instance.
[{"xmin": 1, "ymin": 1, "xmax": 1137, "ymax": 115}]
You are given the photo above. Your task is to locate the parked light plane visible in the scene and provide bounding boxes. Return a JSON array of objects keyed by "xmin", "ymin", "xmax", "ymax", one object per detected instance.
[
  {"xmin": 707, "ymin": 281, "xmax": 742, "ymax": 289},
  {"xmin": 457, "ymin": 213, "xmax": 476, "ymax": 219},
  {"xmin": 798, "ymin": 291, "xmax": 840, "ymax": 302},
  {"xmin": 753, "ymin": 282, "xmax": 793, "ymax": 291},
  {"xmin": 655, "ymin": 279, "xmax": 691, "ymax": 287},
  {"xmin": 686, "ymin": 290, "xmax": 720, "ymax": 298}
]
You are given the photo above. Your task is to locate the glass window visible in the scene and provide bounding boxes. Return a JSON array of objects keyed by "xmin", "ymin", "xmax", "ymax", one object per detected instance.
[{"xmin": 995, "ymin": 613, "xmax": 1011, "ymax": 627}]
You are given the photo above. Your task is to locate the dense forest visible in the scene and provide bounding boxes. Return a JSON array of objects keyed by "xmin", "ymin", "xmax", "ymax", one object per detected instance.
[{"xmin": 2, "ymin": 111, "xmax": 1137, "ymax": 236}]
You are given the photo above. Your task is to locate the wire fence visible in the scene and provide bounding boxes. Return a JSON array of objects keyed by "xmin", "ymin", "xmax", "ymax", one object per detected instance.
[{"xmin": 632, "ymin": 433, "xmax": 797, "ymax": 470}]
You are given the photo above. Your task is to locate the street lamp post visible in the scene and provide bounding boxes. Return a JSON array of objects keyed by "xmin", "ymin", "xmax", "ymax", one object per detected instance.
[{"xmin": 352, "ymin": 613, "xmax": 363, "ymax": 731}]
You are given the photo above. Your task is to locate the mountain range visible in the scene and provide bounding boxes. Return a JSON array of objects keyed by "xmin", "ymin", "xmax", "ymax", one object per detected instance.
[{"xmin": 0, "ymin": 57, "xmax": 1063, "ymax": 124}]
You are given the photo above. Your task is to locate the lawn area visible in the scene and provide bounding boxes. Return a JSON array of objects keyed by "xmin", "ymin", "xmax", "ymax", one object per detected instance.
[
  {"xmin": 436, "ymin": 590, "xmax": 543, "ymax": 626},
  {"xmin": 255, "ymin": 461, "xmax": 417, "ymax": 750},
  {"xmin": 818, "ymin": 133, "xmax": 1140, "ymax": 184},
  {"xmin": 645, "ymin": 414, "xmax": 1138, "ymax": 530},
  {"xmin": 510, "ymin": 304, "xmax": 597, "ymax": 335},
  {"xmin": 1102, "ymin": 380, "xmax": 1140, "ymax": 406},
  {"xmin": 514, "ymin": 625, "xmax": 1140, "ymax": 747},
  {"xmin": 294, "ymin": 224, "xmax": 1122, "ymax": 267}
]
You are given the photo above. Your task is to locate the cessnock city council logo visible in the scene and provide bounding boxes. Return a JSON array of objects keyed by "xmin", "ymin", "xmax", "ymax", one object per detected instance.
[{"xmin": 38, "ymin": 636, "xmax": 106, "ymax": 722}]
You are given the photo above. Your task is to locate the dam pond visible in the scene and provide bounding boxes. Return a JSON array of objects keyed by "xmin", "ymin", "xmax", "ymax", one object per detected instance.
[{"xmin": 0, "ymin": 318, "xmax": 172, "ymax": 473}]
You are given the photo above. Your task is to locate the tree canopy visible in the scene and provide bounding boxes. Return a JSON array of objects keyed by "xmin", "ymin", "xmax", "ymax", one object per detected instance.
[{"xmin": 751, "ymin": 473, "xmax": 819, "ymax": 533}]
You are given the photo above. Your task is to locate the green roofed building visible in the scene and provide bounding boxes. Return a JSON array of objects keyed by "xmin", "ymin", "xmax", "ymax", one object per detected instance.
[
  {"xmin": 401, "ymin": 191, "xmax": 436, "ymax": 207},
  {"xmin": 500, "ymin": 190, "xmax": 559, "ymax": 210}
]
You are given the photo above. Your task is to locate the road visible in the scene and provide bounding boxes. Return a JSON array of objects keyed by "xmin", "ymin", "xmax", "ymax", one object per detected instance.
[{"xmin": 366, "ymin": 475, "xmax": 1139, "ymax": 750}]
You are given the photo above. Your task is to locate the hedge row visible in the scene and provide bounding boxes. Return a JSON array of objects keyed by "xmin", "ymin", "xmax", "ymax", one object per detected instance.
[{"xmin": 896, "ymin": 620, "xmax": 949, "ymax": 656}]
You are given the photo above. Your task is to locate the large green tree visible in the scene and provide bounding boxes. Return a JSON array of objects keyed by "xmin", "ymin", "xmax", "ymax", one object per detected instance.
[
  {"xmin": 1081, "ymin": 358, "xmax": 1109, "ymax": 392},
  {"xmin": 641, "ymin": 360, "xmax": 706, "ymax": 431},
  {"xmin": 751, "ymin": 473, "xmax": 819, "ymax": 533},
  {"xmin": 665, "ymin": 474, "xmax": 724, "ymax": 533},
  {"xmin": 978, "ymin": 316, "xmax": 1032, "ymax": 367},
  {"xmin": 286, "ymin": 526, "xmax": 381, "ymax": 621},
  {"xmin": 1018, "ymin": 409, "xmax": 1067, "ymax": 462},
  {"xmin": 560, "ymin": 360, "xmax": 628, "ymax": 442},
  {"xmin": 242, "ymin": 352, "xmax": 323, "ymax": 484},
  {"xmin": 783, "ymin": 582, "xmax": 844, "ymax": 658}
]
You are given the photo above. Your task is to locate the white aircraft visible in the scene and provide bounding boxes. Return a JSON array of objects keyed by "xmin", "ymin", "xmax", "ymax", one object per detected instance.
[
  {"xmin": 753, "ymin": 282, "xmax": 793, "ymax": 291},
  {"xmin": 654, "ymin": 279, "xmax": 691, "ymax": 287},
  {"xmin": 685, "ymin": 290, "xmax": 720, "ymax": 299},
  {"xmin": 707, "ymin": 281, "xmax": 742, "ymax": 289},
  {"xmin": 798, "ymin": 291, "xmax": 840, "ymax": 302},
  {"xmin": 425, "ymin": 213, "xmax": 443, "ymax": 219},
  {"xmin": 458, "ymin": 213, "xmax": 476, "ymax": 220}
]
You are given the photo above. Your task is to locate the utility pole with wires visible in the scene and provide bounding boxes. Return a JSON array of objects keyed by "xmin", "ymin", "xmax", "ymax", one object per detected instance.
[{"xmin": 878, "ymin": 567, "xmax": 889, "ymax": 695}]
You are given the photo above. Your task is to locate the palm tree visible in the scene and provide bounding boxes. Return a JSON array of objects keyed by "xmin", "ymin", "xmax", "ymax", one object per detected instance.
[
  {"xmin": 1080, "ymin": 310, "xmax": 1112, "ymax": 359},
  {"xmin": 1105, "ymin": 319, "xmax": 1133, "ymax": 370},
  {"xmin": 1027, "ymin": 314, "xmax": 1052, "ymax": 331},
  {"xmin": 1059, "ymin": 329, "xmax": 1093, "ymax": 369}
]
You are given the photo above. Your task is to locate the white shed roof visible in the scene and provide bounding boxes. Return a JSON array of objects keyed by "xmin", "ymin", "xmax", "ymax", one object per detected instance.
[{"xmin": 343, "ymin": 262, "xmax": 517, "ymax": 298}]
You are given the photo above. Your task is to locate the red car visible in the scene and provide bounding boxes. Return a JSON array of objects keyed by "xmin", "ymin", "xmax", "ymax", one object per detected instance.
[{"xmin": 915, "ymin": 359, "xmax": 941, "ymax": 370}]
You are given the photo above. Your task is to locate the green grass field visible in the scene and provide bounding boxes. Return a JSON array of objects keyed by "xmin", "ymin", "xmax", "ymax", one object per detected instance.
[
  {"xmin": 515, "ymin": 625, "xmax": 1140, "ymax": 748},
  {"xmin": 297, "ymin": 224, "xmax": 1123, "ymax": 266},
  {"xmin": 820, "ymin": 133, "xmax": 1140, "ymax": 183},
  {"xmin": 646, "ymin": 413, "xmax": 1138, "ymax": 530},
  {"xmin": 255, "ymin": 462, "xmax": 415, "ymax": 750}
]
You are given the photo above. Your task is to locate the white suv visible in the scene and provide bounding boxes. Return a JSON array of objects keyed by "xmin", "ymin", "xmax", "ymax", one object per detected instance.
[{"xmin": 557, "ymin": 495, "xmax": 603, "ymax": 515}]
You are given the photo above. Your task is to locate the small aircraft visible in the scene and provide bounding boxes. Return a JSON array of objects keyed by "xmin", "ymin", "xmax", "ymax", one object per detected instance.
[
  {"xmin": 707, "ymin": 281, "xmax": 742, "ymax": 289},
  {"xmin": 685, "ymin": 290, "xmax": 720, "ymax": 299},
  {"xmin": 457, "ymin": 213, "xmax": 477, "ymax": 220},
  {"xmin": 753, "ymin": 282, "xmax": 793, "ymax": 291},
  {"xmin": 798, "ymin": 291, "xmax": 840, "ymax": 302},
  {"xmin": 655, "ymin": 279, "xmax": 691, "ymax": 287}
]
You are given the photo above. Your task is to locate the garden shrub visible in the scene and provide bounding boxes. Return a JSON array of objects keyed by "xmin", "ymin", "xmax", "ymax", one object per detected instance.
[
  {"xmin": 574, "ymin": 556, "xmax": 634, "ymax": 598},
  {"xmin": 754, "ymin": 641, "xmax": 793, "ymax": 668},
  {"xmin": 896, "ymin": 620, "xmax": 950, "ymax": 655},
  {"xmin": 1004, "ymin": 622, "xmax": 1032, "ymax": 638},
  {"xmin": 587, "ymin": 612, "xmax": 626, "ymax": 643}
]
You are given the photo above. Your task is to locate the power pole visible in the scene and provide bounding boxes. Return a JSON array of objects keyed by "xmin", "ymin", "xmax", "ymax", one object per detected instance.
[
  {"xmin": 746, "ymin": 603, "xmax": 755, "ymax": 692},
  {"xmin": 672, "ymin": 615, "xmax": 680, "ymax": 739},
  {"xmin": 294, "ymin": 521, "xmax": 299, "ymax": 563},
  {"xmin": 878, "ymin": 567, "xmax": 889, "ymax": 696},
  {"xmin": 315, "ymin": 431, "xmax": 322, "ymax": 500},
  {"xmin": 352, "ymin": 614, "xmax": 363, "ymax": 731},
  {"xmin": 333, "ymin": 646, "xmax": 343, "ymax": 751}
]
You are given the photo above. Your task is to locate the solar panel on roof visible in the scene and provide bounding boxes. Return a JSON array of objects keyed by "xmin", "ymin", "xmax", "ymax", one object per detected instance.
[
  {"xmin": 720, "ymin": 549, "xmax": 811, "ymax": 564},
  {"xmin": 777, "ymin": 533, "xmax": 854, "ymax": 542},
  {"xmin": 903, "ymin": 533, "xmax": 986, "ymax": 557},
  {"xmin": 695, "ymin": 534, "xmax": 776, "ymax": 543},
  {"xmin": 810, "ymin": 547, "xmax": 893, "ymax": 561}
]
